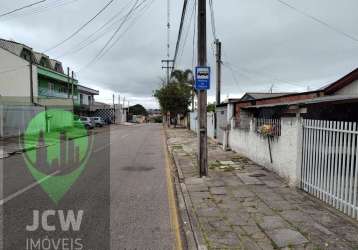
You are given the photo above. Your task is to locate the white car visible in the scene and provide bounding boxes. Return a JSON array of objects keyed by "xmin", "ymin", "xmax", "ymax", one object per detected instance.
[
  {"xmin": 80, "ymin": 117, "xmax": 95, "ymax": 129},
  {"xmin": 92, "ymin": 117, "xmax": 105, "ymax": 127}
]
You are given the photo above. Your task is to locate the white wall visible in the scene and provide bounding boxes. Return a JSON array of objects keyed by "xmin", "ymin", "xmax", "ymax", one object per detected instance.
[
  {"xmin": 189, "ymin": 111, "xmax": 197, "ymax": 132},
  {"xmin": 0, "ymin": 48, "xmax": 38, "ymax": 98},
  {"xmin": 216, "ymin": 107, "xmax": 227, "ymax": 144},
  {"xmin": 189, "ymin": 111, "xmax": 215, "ymax": 139},
  {"xmin": 229, "ymin": 117, "xmax": 302, "ymax": 186},
  {"xmin": 207, "ymin": 112, "xmax": 215, "ymax": 139},
  {"xmin": 335, "ymin": 79, "xmax": 358, "ymax": 95},
  {"xmin": 0, "ymin": 104, "xmax": 45, "ymax": 137}
]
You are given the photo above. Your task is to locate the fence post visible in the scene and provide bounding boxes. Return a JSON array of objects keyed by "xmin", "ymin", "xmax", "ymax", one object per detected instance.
[{"xmin": 296, "ymin": 117, "xmax": 304, "ymax": 187}]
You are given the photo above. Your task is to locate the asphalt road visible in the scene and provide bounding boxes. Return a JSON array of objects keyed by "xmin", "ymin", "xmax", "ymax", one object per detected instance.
[{"xmin": 0, "ymin": 123, "xmax": 175, "ymax": 250}]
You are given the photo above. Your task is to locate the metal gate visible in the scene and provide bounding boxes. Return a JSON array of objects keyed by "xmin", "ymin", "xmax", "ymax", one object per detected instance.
[{"xmin": 301, "ymin": 119, "xmax": 358, "ymax": 219}]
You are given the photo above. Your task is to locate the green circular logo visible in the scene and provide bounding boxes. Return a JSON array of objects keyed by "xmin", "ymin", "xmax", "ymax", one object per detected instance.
[{"xmin": 23, "ymin": 109, "xmax": 93, "ymax": 204}]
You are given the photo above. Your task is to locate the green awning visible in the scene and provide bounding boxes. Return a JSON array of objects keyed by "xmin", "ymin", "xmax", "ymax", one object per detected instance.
[{"xmin": 37, "ymin": 65, "xmax": 78, "ymax": 84}]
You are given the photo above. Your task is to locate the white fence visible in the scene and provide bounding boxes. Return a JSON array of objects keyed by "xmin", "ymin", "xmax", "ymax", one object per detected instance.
[
  {"xmin": 255, "ymin": 118, "xmax": 282, "ymax": 137},
  {"xmin": 301, "ymin": 119, "xmax": 358, "ymax": 219}
]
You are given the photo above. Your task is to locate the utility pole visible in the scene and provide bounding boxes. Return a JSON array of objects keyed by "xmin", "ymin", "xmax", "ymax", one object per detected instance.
[
  {"xmin": 113, "ymin": 93, "xmax": 115, "ymax": 124},
  {"xmin": 29, "ymin": 58, "xmax": 34, "ymax": 104},
  {"xmin": 67, "ymin": 67, "xmax": 70, "ymax": 98},
  {"xmin": 71, "ymin": 71, "xmax": 75, "ymax": 102},
  {"xmin": 214, "ymin": 39, "xmax": 221, "ymax": 139},
  {"xmin": 197, "ymin": 0, "xmax": 208, "ymax": 177},
  {"xmin": 118, "ymin": 93, "xmax": 121, "ymax": 122},
  {"xmin": 161, "ymin": 59, "xmax": 174, "ymax": 85},
  {"xmin": 215, "ymin": 39, "xmax": 221, "ymax": 105}
]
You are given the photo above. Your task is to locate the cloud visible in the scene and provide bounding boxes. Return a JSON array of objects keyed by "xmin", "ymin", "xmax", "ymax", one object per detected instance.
[{"xmin": 1, "ymin": 0, "xmax": 358, "ymax": 108}]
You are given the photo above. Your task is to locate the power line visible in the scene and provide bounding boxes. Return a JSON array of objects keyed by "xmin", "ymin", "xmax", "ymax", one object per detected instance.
[
  {"xmin": 172, "ymin": 0, "xmax": 188, "ymax": 69},
  {"xmin": 79, "ymin": 0, "xmax": 150, "ymax": 71},
  {"xmin": 55, "ymin": 0, "xmax": 136, "ymax": 59},
  {"xmin": 191, "ymin": 0, "xmax": 197, "ymax": 68},
  {"xmin": 1, "ymin": 0, "xmax": 80, "ymax": 20},
  {"xmin": 98, "ymin": 0, "xmax": 154, "ymax": 60},
  {"xmin": 177, "ymin": 0, "xmax": 196, "ymax": 66},
  {"xmin": 0, "ymin": 0, "xmax": 47, "ymax": 18},
  {"xmin": 43, "ymin": 0, "xmax": 115, "ymax": 53},
  {"xmin": 275, "ymin": 0, "xmax": 358, "ymax": 43},
  {"xmin": 208, "ymin": 0, "xmax": 217, "ymax": 40}
]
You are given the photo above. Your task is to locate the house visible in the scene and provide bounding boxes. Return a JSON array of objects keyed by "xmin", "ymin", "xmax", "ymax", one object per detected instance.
[
  {"xmin": 75, "ymin": 84, "xmax": 99, "ymax": 116},
  {"xmin": 224, "ymin": 68, "xmax": 358, "ymax": 220},
  {"xmin": 0, "ymin": 38, "xmax": 76, "ymax": 108},
  {"xmin": 0, "ymin": 38, "xmax": 100, "ymax": 137}
]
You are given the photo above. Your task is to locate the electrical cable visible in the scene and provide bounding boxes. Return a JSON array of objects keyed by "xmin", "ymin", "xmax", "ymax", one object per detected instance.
[
  {"xmin": 1, "ymin": 0, "xmax": 80, "ymax": 20},
  {"xmin": 172, "ymin": 0, "xmax": 188, "ymax": 69},
  {"xmin": 177, "ymin": 0, "xmax": 196, "ymax": 66},
  {"xmin": 55, "ymin": 0, "xmax": 137, "ymax": 59},
  {"xmin": 43, "ymin": 0, "xmax": 115, "ymax": 53},
  {"xmin": 275, "ymin": 0, "xmax": 358, "ymax": 43},
  {"xmin": 208, "ymin": 0, "xmax": 217, "ymax": 40},
  {"xmin": 0, "ymin": 0, "xmax": 47, "ymax": 18},
  {"xmin": 78, "ymin": 0, "xmax": 151, "ymax": 71},
  {"xmin": 191, "ymin": 0, "xmax": 197, "ymax": 68}
]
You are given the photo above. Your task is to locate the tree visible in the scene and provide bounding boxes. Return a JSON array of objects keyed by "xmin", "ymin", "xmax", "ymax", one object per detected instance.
[
  {"xmin": 207, "ymin": 103, "xmax": 216, "ymax": 112},
  {"xmin": 154, "ymin": 69, "xmax": 193, "ymax": 118},
  {"xmin": 129, "ymin": 104, "xmax": 148, "ymax": 116}
]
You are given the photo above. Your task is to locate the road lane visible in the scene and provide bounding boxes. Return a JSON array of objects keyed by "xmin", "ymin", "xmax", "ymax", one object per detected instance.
[
  {"xmin": 110, "ymin": 124, "xmax": 175, "ymax": 249},
  {"xmin": 0, "ymin": 124, "xmax": 176, "ymax": 249}
]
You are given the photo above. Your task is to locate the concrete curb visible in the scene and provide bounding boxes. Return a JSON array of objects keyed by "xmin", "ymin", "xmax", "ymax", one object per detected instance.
[{"xmin": 164, "ymin": 128, "xmax": 208, "ymax": 250}]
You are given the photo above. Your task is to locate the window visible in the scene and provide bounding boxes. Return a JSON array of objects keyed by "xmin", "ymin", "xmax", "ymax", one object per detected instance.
[
  {"xmin": 88, "ymin": 96, "xmax": 92, "ymax": 105},
  {"xmin": 48, "ymin": 82, "xmax": 55, "ymax": 96},
  {"xmin": 80, "ymin": 94, "xmax": 83, "ymax": 105},
  {"xmin": 40, "ymin": 58, "xmax": 47, "ymax": 67},
  {"xmin": 20, "ymin": 49, "xmax": 32, "ymax": 62},
  {"xmin": 54, "ymin": 63, "xmax": 63, "ymax": 73}
]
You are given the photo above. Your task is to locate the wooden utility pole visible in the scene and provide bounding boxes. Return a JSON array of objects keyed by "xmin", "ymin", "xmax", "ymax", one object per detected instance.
[
  {"xmin": 214, "ymin": 39, "xmax": 221, "ymax": 139},
  {"xmin": 29, "ymin": 58, "xmax": 34, "ymax": 104},
  {"xmin": 197, "ymin": 0, "xmax": 208, "ymax": 177},
  {"xmin": 71, "ymin": 71, "xmax": 75, "ymax": 102},
  {"xmin": 113, "ymin": 93, "xmax": 116, "ymax": 123},
  {"xmin": 67, "ymin": 67, "xmax": 70, "ymax": 98},
  {"xmin": 215, "ymin": 39, "xmax": 221, "ymax": 105}
]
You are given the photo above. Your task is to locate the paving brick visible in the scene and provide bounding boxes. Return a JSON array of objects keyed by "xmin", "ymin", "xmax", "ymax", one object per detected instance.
[
  {"xmin": 166, "ymin": 128, "xmax": 358, "ymax": 250},
  {"xmin": 266, "ymin": 229, "xmax": 308, "ymax": 248},
  {"xmin": 210, "ymin": 187, "xmax": 227, "ymax": 195},
  {"xmin": 259, "ymin": 216, "xmax": 289, "ymax": 230}
]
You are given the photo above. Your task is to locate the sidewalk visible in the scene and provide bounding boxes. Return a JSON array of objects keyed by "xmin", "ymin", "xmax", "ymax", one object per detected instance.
[{"xmin": 166, "ymin": 128, "xmax": 358, "ymax": 250}]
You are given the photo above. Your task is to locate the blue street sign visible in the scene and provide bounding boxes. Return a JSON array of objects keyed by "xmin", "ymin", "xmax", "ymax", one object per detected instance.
[{"xmin": 195, "ymin": 66, "xmax": 210, "ymax": 90}]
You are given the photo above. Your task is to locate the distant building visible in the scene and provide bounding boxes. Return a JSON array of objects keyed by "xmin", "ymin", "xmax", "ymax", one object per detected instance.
[{"xmin": 0, "ymin": 38, "xmax": 98, "ymax": 110}]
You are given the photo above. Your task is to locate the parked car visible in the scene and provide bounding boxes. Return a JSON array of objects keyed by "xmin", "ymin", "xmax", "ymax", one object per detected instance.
[
  {"xmin": 92, "ymin": 117, "xmax": 105, "ymax": 127},
  {"xmin": 80, "ymin": 116, "xmax": 95, "ymax": 129}
]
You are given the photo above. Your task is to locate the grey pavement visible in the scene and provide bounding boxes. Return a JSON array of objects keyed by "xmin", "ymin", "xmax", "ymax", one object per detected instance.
[
  {"xmin": 167, "ymin": 128, "xmax": 358, "ymax": 250},
  {"xmin": 110, "ymin": 123, "xmax": 175, "ymax": 249},
  {"xmin": 0, "ymin": 124, "xmax": 176, "ymax": 250}
]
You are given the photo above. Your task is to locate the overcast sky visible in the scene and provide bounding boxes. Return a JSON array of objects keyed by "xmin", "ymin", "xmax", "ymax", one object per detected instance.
[{"xmin": 1, "ymin": 0, "xmax": 358, "ymax": 108}]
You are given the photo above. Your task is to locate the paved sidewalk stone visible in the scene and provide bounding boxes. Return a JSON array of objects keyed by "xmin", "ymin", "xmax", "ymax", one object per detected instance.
[{"xmin": 167, "ymin": 128, "xmax": 358, "ymax": 250}]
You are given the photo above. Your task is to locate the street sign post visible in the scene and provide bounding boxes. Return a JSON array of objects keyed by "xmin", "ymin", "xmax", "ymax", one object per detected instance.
[{"xmin": 195, "ymin": 66, "xmax": 211, "ymax": 90}]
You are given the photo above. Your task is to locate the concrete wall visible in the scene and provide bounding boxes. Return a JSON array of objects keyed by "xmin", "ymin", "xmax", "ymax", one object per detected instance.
[
  {"xmin": 229, "ymin": 117, "xmax": 302, "ymax": 186},
  {"xmin": 207, "ymin": 112, "xmax": 215, "ymax": 139},
  {"xmin": 189, "ymin": 111, "xmax": 197, "ymax": 132},
  {"xmin": 189, "ymin": 111, "xmax": 215, "ymax": 139},
  {"xmin": 0, "ymin": 104, "xmax": 45, "ymax": 137},
  {"xmin": 0, "ymin": 48, "xmax": 38, "ymax": 98},
  {"xmin": 335, "ymin": 79, "xmax": 358, "ymax": 95},
  {"xmin": 216, "ymin": 106, "xmax": 227, "ymax": 144}
]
